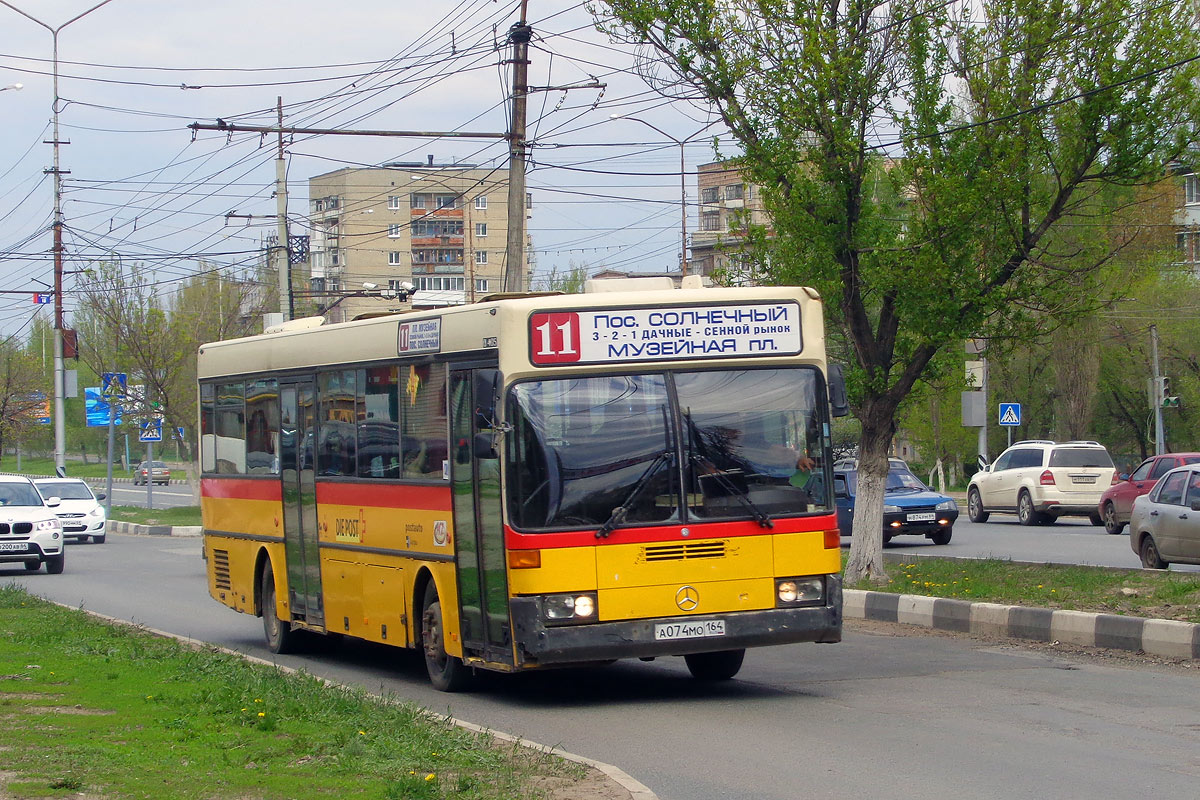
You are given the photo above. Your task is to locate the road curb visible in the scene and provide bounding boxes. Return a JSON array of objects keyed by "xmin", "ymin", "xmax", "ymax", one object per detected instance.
[
  {"xmin": 107, "ymin": 521, "xmax": 201, "ymax": 537},
  {"xmin": 844, "ymin": 588, "xmax": 1200, "ymax": 659}
]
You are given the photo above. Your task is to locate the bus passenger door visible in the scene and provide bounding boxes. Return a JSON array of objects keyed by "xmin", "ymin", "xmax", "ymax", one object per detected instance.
[
  {"xmin": 280, "ymin": 380, "xmax": 324, "ymax": 629},
  {"xmin": 449, "ymin": 368, "xmax": 513, "ymax": 665}
]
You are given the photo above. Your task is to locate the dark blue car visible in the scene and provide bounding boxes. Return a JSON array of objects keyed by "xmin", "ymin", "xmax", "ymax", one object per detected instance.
[{"xmin": 833, "ymin": 459, "xmax": 959, "ymax": 545}]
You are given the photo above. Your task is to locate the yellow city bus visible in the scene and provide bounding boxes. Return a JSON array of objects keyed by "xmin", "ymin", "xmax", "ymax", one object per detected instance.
[{"xmin": 199, "ymin": 277, "xmax": 847, "ymax": 690}]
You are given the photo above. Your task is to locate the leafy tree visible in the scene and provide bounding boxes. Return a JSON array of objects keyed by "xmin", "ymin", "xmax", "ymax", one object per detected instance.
[
  {"xmin": 536, "ymin": 261, "xmax": 591, "ymax": 293},
  {"xmin": 598, "ymin": 0, "xmax": 1200, "ymax": 581},
  {"xmin": 0, "ymin": 339, "xmax": 48, "ymax": 462}
]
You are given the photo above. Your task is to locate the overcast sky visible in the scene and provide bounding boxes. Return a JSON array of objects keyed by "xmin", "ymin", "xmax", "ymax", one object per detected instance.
[{"xmin": 0, "ymin": 0, "xmax": 735, "ymax": 342}]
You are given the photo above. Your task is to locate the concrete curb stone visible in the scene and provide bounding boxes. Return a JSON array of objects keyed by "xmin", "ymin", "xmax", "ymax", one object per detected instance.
[{"xmin": 846, "ymin": 588, "xmax": 1200, "ymax": 660}]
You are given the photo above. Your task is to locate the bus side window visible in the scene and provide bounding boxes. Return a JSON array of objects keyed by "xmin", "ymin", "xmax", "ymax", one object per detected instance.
[
  {"xmin": 402, "ymin": 364, "xmax": 449, "ymax": 480},
  {"xmin": 359, "ymin": 366, "xmax": 400, "ymax": 479}
]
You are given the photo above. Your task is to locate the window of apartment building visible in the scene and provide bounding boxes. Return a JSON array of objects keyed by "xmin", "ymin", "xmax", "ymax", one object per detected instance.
[
  {"xmin": 416, "ymin": 276, "xmax": 465, "ymax": 292},
  {"xmin": 388, "ymin": 195, "xmax": 400, "ymax": 210},
  {"xmin": 725, "ymin": 184, "xmax": 744, "ymax": 201},
  {"xmin": 437, "ymin": 195, "xmax": 458, "ymax": 209},
  {"xmin": 388, "ymin": 224, "xmax": 401, "ymax": 238},
  {"xmin": 388, "ymin": 251, "xmax": 401, "ymax": 265},
  {"xmin": 475, "ymin": 222, "xmax": 487, "ymax": 237},
  {"xmin": 412, "ymin": 220, "xmax": 463, "ymax": 237},
  {"xmin": 412, "ymin": 249, "xmax": 464, "ymax": 265},
  {"xmin": 701, "ymin": 187, "xmax": 719, "ymax": 203},
  {"xmin": 700, "ymin": 211, "xmax": 721, "ymax": 232},
  {"xmin": 410, "ymin": 194, "xmax": 426, "ymax": 209},
  {"xmin": 475, "ymin": 195, "xmax": 487, "ymax": 210},
  {"xmin": 475, "ymin": 279, "xmax": 489, "ymax": 293},
  {"xmin": 1186, "ymin": 175, "xmax": 1200, "ymax": 205},
  {"xmin": 1178, "ymin": 231, "xmax": 1199, "ymax": 262},
  {"xmin": 388, "ymin": 279, "xmax": 407, "ymax": 294},
  {"xmin": 475, "ymin": 251, "xmax": 488, "ymax": 265}
]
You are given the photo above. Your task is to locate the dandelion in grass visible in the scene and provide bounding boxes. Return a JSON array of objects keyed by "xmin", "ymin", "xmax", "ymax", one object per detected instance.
[
  {"xmin": 359, "ymin": 730, "xmax": 366, "ymax": 736},
  {"xmin": 425, "ymin": 774, "xmax": 436, "ymax": 782},
  {"xmin": 258, "ymin": 712, "xmax": 265, "ymax": 718}
]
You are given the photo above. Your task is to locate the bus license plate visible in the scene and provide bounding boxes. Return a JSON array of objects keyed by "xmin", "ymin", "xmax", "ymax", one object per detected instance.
[
  {"xmin": 0, "ymin": 542, "xmax": 28, "ymax": 552},
  {"xmin": 907, "ymin": 512, "xmax": 936, "ymax": 522},
  {"xmin": 655, "ymin": 620, "xmax": 725, "ymax": 641}
]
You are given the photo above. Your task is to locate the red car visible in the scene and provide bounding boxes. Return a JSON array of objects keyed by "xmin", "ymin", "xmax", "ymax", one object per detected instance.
[{"xmin": 1099, "ymin": 452, "xmax": 1200, "ymax": 534}]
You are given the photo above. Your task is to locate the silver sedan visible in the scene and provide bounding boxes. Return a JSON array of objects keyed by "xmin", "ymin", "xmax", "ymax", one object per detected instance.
[{"xmin": 1129, "ymin": 464, "xmax": 1200, "ymax": 569}]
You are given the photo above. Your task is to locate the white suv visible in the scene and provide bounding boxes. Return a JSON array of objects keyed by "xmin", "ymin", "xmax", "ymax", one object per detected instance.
[
  {"xmin": 0, "ymin": 475, "xmax": 66, "ymax": 573},
  {"xmin": 967, "ymin": 440, "xmax": 1115, "ymax": 526}
]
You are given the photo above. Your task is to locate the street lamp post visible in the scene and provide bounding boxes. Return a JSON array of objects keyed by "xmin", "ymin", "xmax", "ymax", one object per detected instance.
[
  {"xmin": 610, "ymin": 115, "xmax": 716, "ymax": 277},
  {"xmin": 1, "ymin": 82, "xmax": 23, "ymax": 92},
  {"xmin": 1, "ymin": 0, "xmax": 119, "ymax": 475}
]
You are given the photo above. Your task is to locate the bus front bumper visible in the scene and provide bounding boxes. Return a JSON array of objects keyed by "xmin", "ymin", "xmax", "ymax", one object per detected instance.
[{"xmin": 510, "ymin": 575, "xmax": 842, "ymax": 666}]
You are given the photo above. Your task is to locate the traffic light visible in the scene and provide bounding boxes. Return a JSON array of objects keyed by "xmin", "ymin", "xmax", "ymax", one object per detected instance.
[{"xmin": 1161, "ymin": 376, "xmax": 1181, "ymax": 408}]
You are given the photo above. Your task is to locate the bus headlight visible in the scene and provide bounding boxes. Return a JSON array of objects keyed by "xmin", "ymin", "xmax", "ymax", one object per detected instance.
[
  {"xmin": 776, "ymin": 577, "xmax": 824, "ymax": 606},
  {"xmin": 542, "ymin": 592, "xmax": 598, "ymax": 625}
]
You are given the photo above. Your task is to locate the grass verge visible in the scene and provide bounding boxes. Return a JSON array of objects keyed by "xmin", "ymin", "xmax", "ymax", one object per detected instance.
[
  {"xmin": 846, "ymin": 557, "xmax": 1200, "ymax": 623},
  {"xmin": 109, "ymin": 504, "xmax": 201, "ymax": 527},
  {"xmin": 0, "ymin": 585, "xmax": 583, "ymax": 800}
]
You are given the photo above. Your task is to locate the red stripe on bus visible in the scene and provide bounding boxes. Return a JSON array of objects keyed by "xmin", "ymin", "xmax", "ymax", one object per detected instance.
[
  {"xmin": 504, "ymin": 513, "xmax": 838, "ymax": 550},
  {"xmin": 315, "ymin": 481, "xmax": 452, "ymax": 511},
  {"xmin": 201, "ymin": 477, "xmax": 281, "ymax": 501}
]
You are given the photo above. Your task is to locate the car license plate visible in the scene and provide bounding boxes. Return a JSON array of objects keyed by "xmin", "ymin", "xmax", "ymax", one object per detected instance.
[
  {"xmin": 0, "ymin": 542, "xmax": 28, "ymax": 552},
  {"xmin": 1072, "ymin": 476, "xmax": 1097, "ymax": 484},
  {"xmin": 907, "ymin": 512, "xmax": 936, "ymax": 522},
  {"xmin": 655, "ymin": 619, "xmax": 725, "ymax": 641}
]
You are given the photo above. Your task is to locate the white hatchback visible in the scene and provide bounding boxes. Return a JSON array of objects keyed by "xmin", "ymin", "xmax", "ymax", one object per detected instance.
[
  {"xmin": 0, "ymin": 475, "xmax": 65, "ymax": 573},
  {"xmin": 34, "ymin": 478, "xmax": 107, "ymax": 544}
]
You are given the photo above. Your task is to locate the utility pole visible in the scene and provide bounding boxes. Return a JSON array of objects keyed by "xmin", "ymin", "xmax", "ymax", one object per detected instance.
[
  {"xmin": 1, "ymin": 0, "xmax": 120, "ymax": 475},
  {"xmin": 275, "ymin": 97, "xmax": 292, "ymax": 321},
  {"xmin": 1151, "ymin": 324, "xmax": 1165, "ymax": 455},
  {"xmin": 504, "ymin": 2, "xmax": 532, "ymax": 293}
]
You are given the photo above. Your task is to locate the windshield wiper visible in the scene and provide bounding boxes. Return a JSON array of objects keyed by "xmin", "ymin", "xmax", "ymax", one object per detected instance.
[
  {"xmin": 690, "ymin": 455, "xmax": 774, "ymax": 529},
  {"xmin": 596, "ymin": 449, "xmax": 674, "ymax": 539}
]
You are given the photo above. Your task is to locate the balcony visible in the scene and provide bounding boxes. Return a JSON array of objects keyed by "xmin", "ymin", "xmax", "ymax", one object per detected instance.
[{"xmin": 411, "ymin": 207, "xmax": 463, "ymax": 218}]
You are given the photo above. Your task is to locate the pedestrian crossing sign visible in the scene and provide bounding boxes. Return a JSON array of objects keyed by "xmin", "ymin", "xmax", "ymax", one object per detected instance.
[{"xmin": 999, "ymin": 403, "xmax": 1021, "ymax": 426}]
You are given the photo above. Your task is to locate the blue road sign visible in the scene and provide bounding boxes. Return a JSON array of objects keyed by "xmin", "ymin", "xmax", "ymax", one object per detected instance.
[
  {"xmin": 999, "ymin": 402, "xmax": 1022, "ymax": 426},
  {"xmin": 101, "ymin": 372, "xmax": 128, "ymax": 399},
  {"xmin": 139, "ymin": 417, "xmax": 163, "ymax": 442},
  {"xmin": 85, "ymin": 387, "xmax": 123, "ymax": 427}
]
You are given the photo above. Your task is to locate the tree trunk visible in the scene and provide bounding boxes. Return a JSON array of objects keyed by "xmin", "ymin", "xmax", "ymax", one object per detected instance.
[{"xmin": 844, "ymin": 398, "xmax": 897, "ymax": 584}]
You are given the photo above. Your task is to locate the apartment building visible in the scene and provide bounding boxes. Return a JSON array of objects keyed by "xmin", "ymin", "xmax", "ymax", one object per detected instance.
[
  {"xmin": 689, "ymin": 161, "xmax": 770, "ymax": 284},
  {"xmin": 307, "ymin": 159, "xmax": 528, "ymax": 321}
]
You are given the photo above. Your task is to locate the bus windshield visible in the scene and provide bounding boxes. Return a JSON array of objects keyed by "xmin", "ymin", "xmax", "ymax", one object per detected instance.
[{"xmin": 507, "ymin": 367, "xmax": 829, "ymax": 531}]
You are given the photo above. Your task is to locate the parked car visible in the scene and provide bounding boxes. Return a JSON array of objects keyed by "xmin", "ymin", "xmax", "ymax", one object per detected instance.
[
  {"xmin": 1128, "ymin": 464, "xmax": 1200, "ymax": 569},
  {"xmin": 833, "ymin": 458, "xmax": 958, "ymax": 544},
  {"xmin": 134, "ymin": 460, "xmax": 170, "ymax": 485},
  {"xmin": 1098, "ymin": 452, "xmax": 1200, "ymax": 535},
  {"xmin": 0, "ymin": 475, "xmax": 65, "ymax": 573},
  {"xmin": 967, "ymin": 440, "xmax": 1115, "ymax": 526},
  {"xmin": 33, "ymin": 478, "xmax": 107, "ymax": 544}
]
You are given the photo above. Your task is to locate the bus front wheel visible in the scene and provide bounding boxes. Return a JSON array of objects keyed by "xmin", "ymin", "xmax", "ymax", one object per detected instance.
[
  {"xmin": 421, "ymin": 582, "xmax": 472, "ymax": 692},
  {"xmin": 684, "ymin": 649, "xmax": 745, "ymax": 681},
  {"xmin": 261, "ymin": 565, "xmax": 296, "ymax": 654}
]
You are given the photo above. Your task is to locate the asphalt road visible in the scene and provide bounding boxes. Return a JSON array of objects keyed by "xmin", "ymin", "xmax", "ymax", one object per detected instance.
[
  {"xmin": 877, "ymin": 514, "xmax": 1200, "ymax": 572},
  {"xmin": 6, "ymin": 534, "xmax": 1199, "ymax": 800}
]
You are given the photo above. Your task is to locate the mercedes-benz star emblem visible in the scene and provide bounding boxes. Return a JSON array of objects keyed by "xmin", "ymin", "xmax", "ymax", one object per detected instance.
[{"xmin": 675, "ymin": 585, "xmax": 699, "ymax": 611}]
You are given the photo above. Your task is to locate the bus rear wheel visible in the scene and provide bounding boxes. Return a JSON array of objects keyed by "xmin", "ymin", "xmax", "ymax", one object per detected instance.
[
  {"xmin": 261, "ymin": 564, "xmax": 296, "ymax": 654},
  {"xmin": 421, "ymin": 582, "xmax": 472, "ymax": 692},
  {"xmin": 684, "ymin": 649, "xmax": 745, "ymax": 681}
]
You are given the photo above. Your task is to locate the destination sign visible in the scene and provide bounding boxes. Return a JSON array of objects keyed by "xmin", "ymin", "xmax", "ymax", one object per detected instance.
[
  {"xmin": 398, "ymin": 317, "xmax": 441, "ymax": 354},
  {"xmin": 529, "ymin": 302, "xmax": 802, "ymax": 366}
]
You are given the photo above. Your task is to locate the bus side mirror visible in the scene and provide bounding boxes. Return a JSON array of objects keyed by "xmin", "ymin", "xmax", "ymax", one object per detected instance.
[
  {"xmin": 474, "ymin": 432, "xmax": 498, "ymax": 459},
  {"xmin": 474, "ymin": 369, "xmax": 500, "ymax": 428},
  {"xmin": 827, "ymin": 363, "xmax": 850, "ymax": 417}
]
